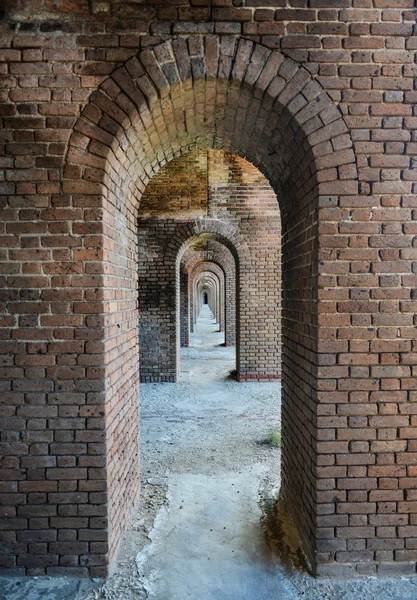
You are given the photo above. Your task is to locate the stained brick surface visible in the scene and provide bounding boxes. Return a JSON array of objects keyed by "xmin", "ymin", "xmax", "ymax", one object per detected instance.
[{"xmin": 0, "ymin": 0, "xmax": 416, "ymax": 579}]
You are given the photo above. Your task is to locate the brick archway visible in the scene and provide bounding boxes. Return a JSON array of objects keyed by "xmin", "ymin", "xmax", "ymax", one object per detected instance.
[
  {"xmin": 64, "ymin": 37, "xmax": 357, "ymax": 573},
  {"xmin": 139, "ymin": 219, "xmax": 243, "ymax": 382},
  {"xmin": 181, "ymin": 258, "xmax": 228, "ymax": 347},
  {"xmin": 3, "ymin": 36, "xmax": 364, "ymax": 576},
  {"xmin": 167, "ymin": 217, "xmax": 250, "ymax": 267},
  {"xmin": 187, "ymin": 260, "xmax": 230, "ymax": 341},
  {"xmin": 173, "ymin": 225, "xmax": 242, "ymax": 381},
  {"xmin": 194, "ymin": 272, "xmax": 221, "ymax": 334},
  {"xmin": 182, "ymin": 256, "xmax": 227, "ymax": 332},
  {"xmin": 195, "ymin": 272, "xmax": 219, "ymax": 323}
]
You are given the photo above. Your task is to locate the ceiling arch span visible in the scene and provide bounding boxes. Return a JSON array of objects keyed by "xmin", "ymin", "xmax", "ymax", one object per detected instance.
[{"xmin": 65, "ymin": 35, "xmax": 358, "ymax": 227}]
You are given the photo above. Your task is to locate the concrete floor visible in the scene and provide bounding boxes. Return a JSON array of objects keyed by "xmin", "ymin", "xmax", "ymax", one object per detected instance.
[
  {"xmin": 2, "ymin": 306, "xmax": 417, "ymax": 599},
  {"xmin": 134, "ymin": 307, "xmax": 294, "ymax": 599},
  {"xmin": 136, "ymin": 469, "xmax": 297, "ymax": 600}
]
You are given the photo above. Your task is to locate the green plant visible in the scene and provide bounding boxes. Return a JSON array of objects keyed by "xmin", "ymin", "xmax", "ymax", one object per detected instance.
[{"xmin": 269, "ymin": 427, "xmax": 281, "ymax": 448}]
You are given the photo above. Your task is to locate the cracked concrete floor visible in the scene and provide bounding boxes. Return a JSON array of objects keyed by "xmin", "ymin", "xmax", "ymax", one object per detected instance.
[{"xmin": 2, "ymin": 306, "xmax": 417, "ymax": 599}]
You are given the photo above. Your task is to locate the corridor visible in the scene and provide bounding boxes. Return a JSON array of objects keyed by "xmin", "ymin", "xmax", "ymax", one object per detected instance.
[
  {"xmin": 135, "ymin": 304, "xmax": 286, "ymax": 599},
  {"xmin": 2, "ymin": 7, "xmax": 416, "ymax": 581}
]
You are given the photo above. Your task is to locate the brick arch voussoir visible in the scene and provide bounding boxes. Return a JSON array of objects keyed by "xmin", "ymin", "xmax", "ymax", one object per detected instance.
[
  {"xmin": 195, "ymin": 273, "xmax": 220, "ymax": 292},
  {"xmin": 165, "ymin": 218, "xmax": 249, "ymax": 269},
  {"xmin": 183, "ymin": 255, "xmax": 228, "ymax": 281},
  {"xmin": 65, "ymin": 36, "xmax": 358, "ymax": 207},
  {"xmin": 191, "ymin": 264, "xmax": 225, "ymax": 290}
]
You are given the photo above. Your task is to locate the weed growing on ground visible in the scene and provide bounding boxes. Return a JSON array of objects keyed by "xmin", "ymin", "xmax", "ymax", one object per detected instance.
[{"xmin": 269, "ymin": 427, "xmax": 281, "ymax": 448}]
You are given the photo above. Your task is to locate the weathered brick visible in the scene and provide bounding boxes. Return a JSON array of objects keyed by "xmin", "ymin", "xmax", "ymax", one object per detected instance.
[{"xmin": 0, "ymin": 4, "xmax": 416, "ymax": 580}]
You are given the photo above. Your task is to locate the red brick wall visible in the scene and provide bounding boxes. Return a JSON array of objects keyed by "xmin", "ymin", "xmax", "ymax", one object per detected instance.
[
  {"xmin": 141, "ymin": 151, "xmax": 208, "ymax": 218},
  {"xmin": 0, "ymin": 2, "xmax": 416, "ymax": 577}
]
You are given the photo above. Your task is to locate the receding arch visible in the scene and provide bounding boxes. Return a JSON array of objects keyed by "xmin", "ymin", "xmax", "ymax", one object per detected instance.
[
  {"xmin": 194, "ymin": 270, "xmax": 221, "ymax": 328},
  {"xmin": 181, "ymin": 257, "xmax": 228, "ymax": 347},
  {"xmin": 196, "ymin": 272, "xmax": 219, "ymax": 320},
  {"xmin": 138, "ymin": 218, "xmax": 242, "ymax": 381},
  {"xmin": 66, "ymin": 36, "xmax": 357, "ymax": 223},
  {"xmin": 188, "ymin": 260, "xmax": 227, "ymax": 337},
  {"xmin": 175, "ymin": 228, "xmax": 240, "ymax": 380},
  {"xmin": 168, "ymin": 217, "xmax": 250, "ymax": 268},
  {"xmin": 59, "ymin": 35, "xmax": 358, "ymax": 575}
]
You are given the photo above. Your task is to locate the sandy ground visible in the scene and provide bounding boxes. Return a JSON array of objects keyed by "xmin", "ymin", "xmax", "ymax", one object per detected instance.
[{"xmin": 2, "ymin": 306, "xmax": 417, "ymax": 599}]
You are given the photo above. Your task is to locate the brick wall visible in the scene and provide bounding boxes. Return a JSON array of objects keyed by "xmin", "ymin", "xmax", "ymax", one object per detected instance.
[
  {"xmin": 141, "ymin": 151, "xmax": 208, "ymax": 218},
  {"xmin": 180, "ymin": 268, "xmax": 190, "ymax": 347},
  {"xmin": 207, "ymin": 150, "xmax": 282, "ymax": 373},
  {"xmin": 0, "ymin": 0, "xmax": 416, "ymax": 577}
]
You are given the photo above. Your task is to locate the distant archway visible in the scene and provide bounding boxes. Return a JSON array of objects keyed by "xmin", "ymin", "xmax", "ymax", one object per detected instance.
[{"xmin": 174, "ymin": 226, "xmax": 242, "ymax": 380}]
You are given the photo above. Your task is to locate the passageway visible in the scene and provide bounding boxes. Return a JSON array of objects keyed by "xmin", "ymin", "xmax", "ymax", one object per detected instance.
[
  {"xmin": 135, "ymin": 305, "xmax": 286, "ymax": 599},
  {"xmin": 190, "ymin": 304, "xmax": 223, "ymax": 345},
  {"xmin": 1, "ymin": 2, "xmax": 417, "ymax": 589}
]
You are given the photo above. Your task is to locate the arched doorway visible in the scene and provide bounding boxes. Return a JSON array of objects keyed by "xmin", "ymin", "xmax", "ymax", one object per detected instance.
[
  {"xmin": 181, "ymin": 249, "xmax": 235, "ymax": 346},
  {"xmin": 7, "ymin": 37, "xmax": 359, "ymax": 575},
  {"xmin": 137, "ymin": 149, "xmax": 282, "ymax": 382},
  {"xmin": 64, "ymin": 38, "xmax": 358, "ymax": 575},
  {"xmin": 190, "ymin": 266, "xmax": 224, "ymax": 336}
]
